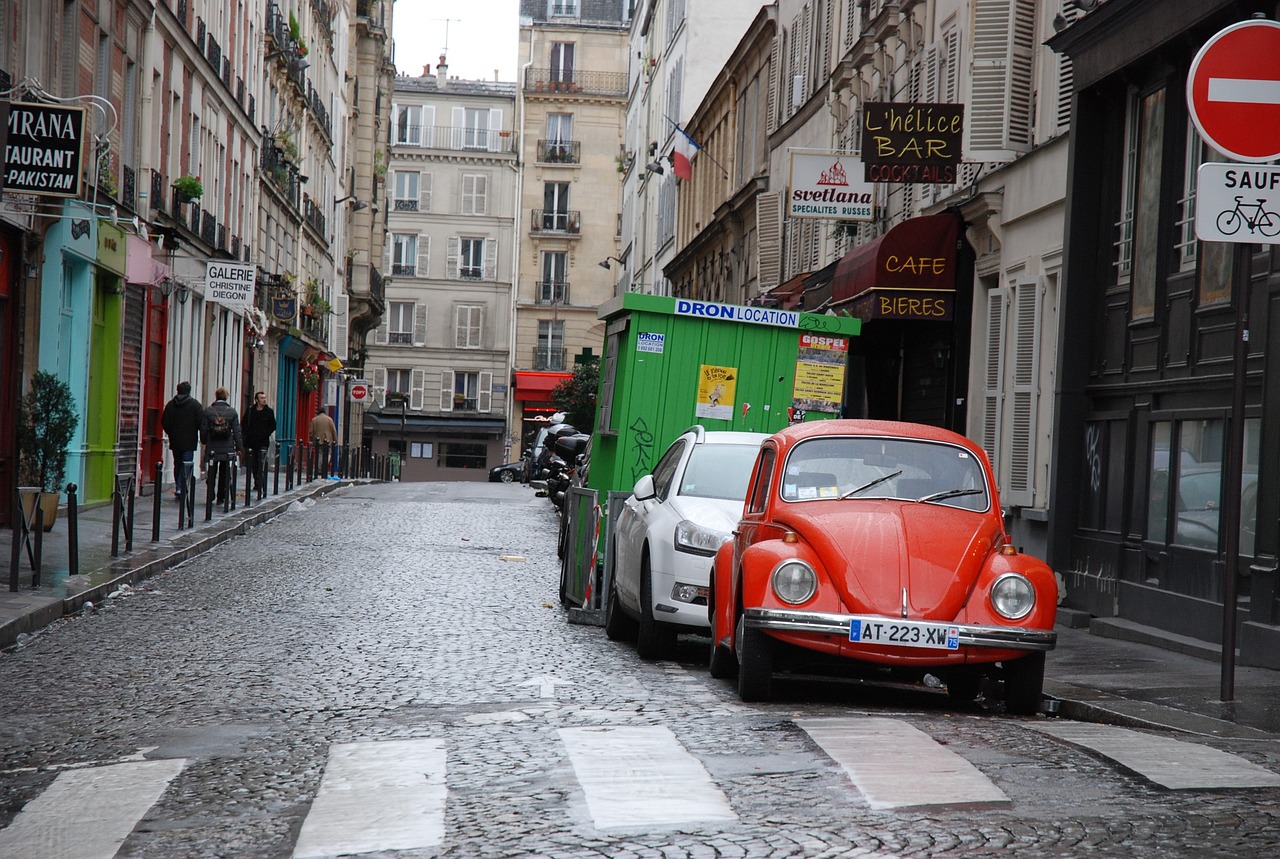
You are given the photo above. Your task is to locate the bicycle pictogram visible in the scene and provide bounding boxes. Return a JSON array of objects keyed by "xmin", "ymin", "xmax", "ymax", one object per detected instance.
[{"xmin": 1216, "ymin": 196, "xmax": 1280, "ymax": 237}]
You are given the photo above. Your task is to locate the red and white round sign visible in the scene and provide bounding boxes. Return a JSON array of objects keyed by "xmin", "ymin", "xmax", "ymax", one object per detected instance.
[
  {"xmin": 350, "ymin": 382, "xmax": 370, "ymax": 403},
  {"xmin": 1187, "ymin": 19, "xmax": 1280, "ymax": 163}
]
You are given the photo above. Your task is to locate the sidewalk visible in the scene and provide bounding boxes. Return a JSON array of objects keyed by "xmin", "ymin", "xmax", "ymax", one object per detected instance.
[{"xmin": 3, "ymin": 485, "xmax": 1278, "ymax": 739}]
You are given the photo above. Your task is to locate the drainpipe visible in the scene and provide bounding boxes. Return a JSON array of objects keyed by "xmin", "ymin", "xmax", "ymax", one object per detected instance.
[{"xmin": 510, "ymin": 24, "xmax": 535, "ymax": 457}]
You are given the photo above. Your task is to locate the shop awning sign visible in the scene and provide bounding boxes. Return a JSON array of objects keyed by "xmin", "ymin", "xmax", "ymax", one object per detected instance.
[
  {"xmin": 205, "ymin": 260, "xmax": 257, "ymax": 309},
  {"xmin": 2, "ymin": 101, "xmax": 86, "ymax": 197}
]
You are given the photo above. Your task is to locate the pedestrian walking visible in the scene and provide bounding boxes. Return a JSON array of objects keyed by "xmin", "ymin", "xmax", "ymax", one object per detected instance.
[
  {"xmin": 201, "ymin": 387, "xmax": 243, "ymax": 505},
  {"xmin": 160, "ymin": 381, "xmax": 203, "ymax": 501},
  {"xmin": 309, "ymin": 407, "xmax": 338, "ymax": 478},
  {"xmin": 242, "ymin": 391, "xmax": 277, "ymax": 500}
]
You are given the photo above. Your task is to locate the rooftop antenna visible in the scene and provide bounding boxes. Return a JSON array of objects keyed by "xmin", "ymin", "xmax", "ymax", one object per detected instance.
[{"xmin": 432, "ymin": 18, "xmax": 462, "ymax": 57}]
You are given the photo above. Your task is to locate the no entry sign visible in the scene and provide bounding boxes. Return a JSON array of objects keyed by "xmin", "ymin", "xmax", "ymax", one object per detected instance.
[{"xmin": 1187, "ymin": 19, "xmax": 1280, "ymax": 162}]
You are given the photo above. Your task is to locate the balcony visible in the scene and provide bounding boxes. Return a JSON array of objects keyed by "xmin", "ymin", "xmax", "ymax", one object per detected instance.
[
  {"xmin": 303, "ymin": 196, "xmax": 327, "ymax": 236},
  {"xmin": 535, "ymin": 280, "xmax": 570, "ymax": 305},
  {"xmin": 530, "ymin": 209, "xmax": 581, "ymax": 236},
  {"xmin": 121, "ymin": 165, "xmax": 136, "ymax": 210},
  {"xmin": 261, "ymin": 143, "xmax": 302, "ymax": 211},
  {"xmin": 391, "ymin": 263, "xmax": 416, "ymax": 277},
  {"xmin": 391, "ymin": 124, "xmax": 517, "ymax": 154},
  {"xmin": 537, "ymin": 139, "xmax": 580, "ymax": 165},
  {"xmin": 151, "ymin": 170, "xmax": 166, "ymax": 215},
  {"xmin": 523, "ymin": 68, "xmax": 627, "ymax": 98},
  {"xmin": 392, "ymin": 197, "xmax": 418, "ymax": 212},
  {"xmin": 532, "ymin": 347, "xmax": 567, "ymax": 371}
]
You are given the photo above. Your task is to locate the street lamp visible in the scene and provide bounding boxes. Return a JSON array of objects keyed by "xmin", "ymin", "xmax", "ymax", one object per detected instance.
[{"xmin": 400, "ymin": 397, "xmax": 407, "ymax": 481}]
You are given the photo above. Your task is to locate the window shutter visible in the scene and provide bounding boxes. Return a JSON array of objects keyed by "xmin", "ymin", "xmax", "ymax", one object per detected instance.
[
  {"xmin": 475, "ymin": 175, "xmax": 487, "ymax": 215},
  {"xmin": 385, "ymin": 234, "xmax": 392, "ymax": 270},
  {"xmin": 451, "ymin": 106, "xmax": 465, "ymax": 149},
  {"xmin": 391, "ymin": 102, "xmax": 400, "ymax": 142},
  {"xmin": 767, "ymin": 30, "xmax": 781, "ymax": 132},
  {"xmin": 923, "ymin": 45, "xmax": 938, "ymax": 103},
  {"xmin": 969, "ymin": 0, "xmax": 1035, "ymax": 160},
  {"xmin": 410, "ymin": 368, "xmax": 425, "ymax": 411},
  {"xmin": 417, "ymin": 235, "xmax": 430, "ymax": 279},
  {"xmin": 373, "ymin": 366, "xmax": 387, "ymax": 408},
  {"xmin": 483, "ymin": 236, "xmax": 497, "ymax": 281},
  {"xmin": 800, "ymin": 3, "xmax": 812, "ymax": 99},
  {"xmin": 1006, "ymin": 279, "xmax": 1041, "ymax": 506},
  {"xmin": 413, "ymin": 301, "xmax": 428, "ymax": 347},
  {"xmin": 478, "ymin": 371, "xmax": 492, "ymax": 413},
  {"xmin": 447, "ymin": 236, "xmax": 459, "ymax": 279},
  {"xmin": 488, "ymin": 109, "xmax": 503, "ymax": 151},
  {"xmin": 420, "ymin": 172, "xmax": 432, "ymax": 211},
  {"xmin": 332, "ymin": 292, "xmax": 349, "ymax": 360},
  {"xmin": 461, "ymin": 175, "xmax": 474, "ymax": 214},
  {"xmin": 375, "ymin": 317, "xmax": 389, "ymax": 345},
  {"xmin": 1053, "ymin": 4, "xmax": 1077, "ymax": 136},
  {"xmin": 422, "ymin": 105, "xmax": 435, "ymax": 147},
  {"xmin": 439, "ymin": 370, "xmax": 455, "ymax": 412},
  {"xmin": 981, "ymin": 289, "xmax": 1006, "ymax": 466},
  {"xmin": 756, "ymin": 191, "xmax": 783, "ymax": 289}
]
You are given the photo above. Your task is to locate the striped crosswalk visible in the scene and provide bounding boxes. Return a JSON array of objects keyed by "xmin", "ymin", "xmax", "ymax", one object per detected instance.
[{"xmin": 0, "ymin": 717, "xmax": 1277, "ymax": 856}]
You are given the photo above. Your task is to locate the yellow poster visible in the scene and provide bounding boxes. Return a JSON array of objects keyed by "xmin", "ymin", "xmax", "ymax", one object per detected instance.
[
  {"xmin": 695, "ymin": 364, "xmax": 737, "ymax": 420},
  {"xmin": 792, "ymin": 334, "xmax": 847, "ymax": 414}
]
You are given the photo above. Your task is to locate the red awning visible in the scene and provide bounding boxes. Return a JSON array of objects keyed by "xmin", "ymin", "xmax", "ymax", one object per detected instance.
[
  {"xmin": 514, "ymin": 370, "xmax": 573, "ymax": 403},
  {"xmin": 831, "ymin": 213, "xmax": 958, "ymax": 304}
]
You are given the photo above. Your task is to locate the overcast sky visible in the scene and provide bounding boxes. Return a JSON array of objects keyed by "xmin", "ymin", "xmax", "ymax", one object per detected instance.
[{"xmin": 392, "ymin": 0, "xmax": 521, "ymax": 83}]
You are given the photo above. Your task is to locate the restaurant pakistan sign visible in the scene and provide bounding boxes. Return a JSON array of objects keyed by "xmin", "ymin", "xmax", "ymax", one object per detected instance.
[{"xmin": 2, "ymin": 101, "xmax": 86, "ymax": 197}]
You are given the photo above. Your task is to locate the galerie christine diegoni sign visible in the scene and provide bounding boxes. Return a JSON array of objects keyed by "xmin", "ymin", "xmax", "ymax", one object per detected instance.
[
  {"xmin": 788, "ymin": 153, "xmax": 874, "ymax": 220},
  {"xmin": 3, "ymin": 101, "xmax": 86, "ymax": 197},
  {"xmin": 206, "ymin": 261, "xmax": 257, "ymax": 309}
]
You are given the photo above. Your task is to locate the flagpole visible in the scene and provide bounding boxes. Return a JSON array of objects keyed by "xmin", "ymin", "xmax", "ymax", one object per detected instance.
[{"xmin": 665, "ymin": 115, "xmax": 730, "ymax": 180}]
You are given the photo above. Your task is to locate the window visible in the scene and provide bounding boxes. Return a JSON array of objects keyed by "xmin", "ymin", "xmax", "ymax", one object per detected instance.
[
  {"xmin": 456, "ymin": 305, "xmax": 482, "ymax": 348},
  {"xmin": 1146, "ymin": 418, "xmax": 1257, "ymax": 554},
  {"xmin": 550, "ymin": 42, "xmax": 574, "ymax": 88},
  {"xmin": 386, "ymin": 368, "xmax": 411, "ymax": 400},
  {"xmin": 440, "ymin": 441, "xmax": 487, "ymax": 469},
  {"xmin": 1180, "ymin": 124, "xmax": 1233, "ymax": 304},
  {"xmin": 1131, "ymin": 87, "xmax": 1166, "ymax": 320},
  {"xmin": 542, "ymin": 182, "xmax": 570, "ymax": 230},
  {"xmin": 461, "ymin": 174, "xmax": 487, "ymax": 215},
  {"xmin": 549, "ymin": 0, "xmax": 579, "ymax": 16},
  {"xmin": 464, "ymin": 108, "xmax": 489, "ymax": 149},
  {"xmin": 395, "ymin": 104, "xmax": 422, "ymax": 145},
  {"xmin": 392, "ymin": 234, "xmax": 418, "ymax": 276},
  {"xmin": 547, "ymin": 113, "xmax": 572, "ymax": 145},
  {"xmin": 460, "ymin": 238, "xmax": 484, "ymax": 279},
  {"xmin": 539, "ymin": 251, "xmax": 567, "ymax": 303},
  {"xmin": 388, "ymin": 301, "xmax": 414, "ymax": 345},
  {"xmin": 650, "ymin": 440, "xmax": 687, "ymax": 503},
  {"xmin": 453, "ymin": 371, "xmax": 480, "ymax": 410},
  {"xmin": 746, "ymin": 447, "xmax": 776, "ymax": 514},
  {"xmin": 536, "ymin": 320, "xmax": 564, "ymax": 370},
  {"xmin": 394, "ymin": 171, "xmax": 419, "ymax": 211},
  {"xmin": 1080, "ymin": 419, "xmax": 1127, "ymax": 533}
]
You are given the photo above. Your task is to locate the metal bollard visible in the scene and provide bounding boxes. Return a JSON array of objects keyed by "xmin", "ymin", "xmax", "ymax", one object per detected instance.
[
  {"xmin": 205, "ymin": 464, "xmax": 214, "ymax": 522},
  {"xmin": 274, "ymin": 444, "xmax": 281, "ymax": 496},
  {"xmin": 243, "ymin": 452, "xmax": 252, "ymax": 508},
  {"xmin": 65, "ymin": 483, "xmax": 78, "ymax": 580},
  {"xmin": 152, "ymin": 462, "xmax": 162, "ymax": 542}
]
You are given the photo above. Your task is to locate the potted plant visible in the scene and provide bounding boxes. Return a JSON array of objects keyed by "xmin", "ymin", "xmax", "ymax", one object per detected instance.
[
  {"xmin": 16, "ymin": 370, "xmax": 79, "ymax": 531},
  {"xmin": 173, "ymin": 174, "xmax": 203, "ymax": 203}
]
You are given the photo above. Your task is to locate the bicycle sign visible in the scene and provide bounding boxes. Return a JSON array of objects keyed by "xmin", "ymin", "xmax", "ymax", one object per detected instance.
[{"xmin": 1196, "ymin": 163, "xmax": 1280, "ymax": 245}]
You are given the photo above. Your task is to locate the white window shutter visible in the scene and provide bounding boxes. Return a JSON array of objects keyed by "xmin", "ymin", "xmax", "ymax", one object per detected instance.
[
  {"xmin": 447, "ymin": 236, "xmax": 459, "ymax": 279},
  {"xmin": 391, "ymin": 102, "xmax": 400, "ymax": 142},
  {"xmin": 1006, "ymin": 279, "xmax": 1041, "ymax": 506},
  {"xmin": 439, "ymin": 370, "xmax": 455, "ymax": 411},
  {"xmin": 373, "ymin": 366, "xmax": 387, "ymax": 407},
  {"xmin": 417, "ymin": 234, "xmax": 430, "ymax": 278},
  {"xmin": 475, "ymin": 175, "xmax": 487, "ymax": 215},
  {"xmin": 410, "ymin": 368, "xmax": 425, "ymax": 411},
  {"xmin": 375, "ymin": 317, "xmax": 389, "ymax": 345},
  {"xmin": 488, "ymin": 109, "xmax": 503, "ymax": 151},
  {"xmin": 981, "ymin": 289, "xmax": 1006, "ymax": 467},
  {"xmin": 422, "ymin": 105, "xmax": 435, "ymax": 147},
  {"xmin": 767, "ymin": 29, "xmax": 780, "ymax": 132},
  {"xmin": 756, "ymin": 191, "xmax": 783, "ymax": 290},
  {"xmin": 451, "ymin": 106, "xmax": 465, "ymax": 149},
  {"xmin": 454, "ymin": 307, "xmax": 466, "ymax": 348},
  {"xmin": 483, "ymin": 236, "xmax": 497, "ymax": 281},
  {"xmin": 385, "ymin": 234, "xmax": 392, "ymax": 271},
  {"xmin": 478, "ymin": 371, "xmax": 492, "ymax": 413},
  {"xmin": 420, "ymin": 172, "xmax": 432, "ymax": 211},
  {"xmin": 413, "ymin": 301, "xmax": 428, "ymax": 347},
  {"xmin": 461, "ymin": 175, "xmax": 475, "ymax": 215},
  {"xmin": 969, "ymin": 0, "xmax": 1035, "ymax": 161},
  {"xmin": 332, "ymin": 292, "xmax": 349, "ymax": 360}
]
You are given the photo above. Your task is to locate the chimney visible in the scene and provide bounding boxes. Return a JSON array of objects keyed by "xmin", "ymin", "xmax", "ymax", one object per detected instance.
[
  {"xmin": 436, "ymin": 54, "xmax": 448, "ymax": 89},
  {"xmin": 422, "ymin": 64, "xmax": 431, "ymax": 77}
]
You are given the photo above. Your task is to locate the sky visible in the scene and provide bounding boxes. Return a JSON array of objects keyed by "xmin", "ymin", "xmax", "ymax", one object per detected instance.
[{"xmin": 392, "ymin": 0, "xmax": 521, "ymax": 84}]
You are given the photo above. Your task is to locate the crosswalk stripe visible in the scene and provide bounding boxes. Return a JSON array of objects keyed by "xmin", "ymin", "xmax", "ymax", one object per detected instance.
[
  {"xmin": 0, "ymin": 758, "xmax": 185, "ymax": 859},
  {"xmin": 796, "ymin": 717, "xmax": 1010, "ymax": 809},
  {"xmin": 292, "ymin": 739, "xmax": 447, "ymax": 858},
  {"xmin": 559, "ymin": 725, "xmax": 737, "ymax": 830},
  {"xmin": 1030, "ymin": 722, "xmax": 1280, "ymax": 789}
]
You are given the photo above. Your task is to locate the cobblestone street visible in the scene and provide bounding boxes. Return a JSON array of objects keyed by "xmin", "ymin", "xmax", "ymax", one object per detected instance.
[{"xmin": 1, "ymin": 482, "xmax": 1279, "ymax": 857}]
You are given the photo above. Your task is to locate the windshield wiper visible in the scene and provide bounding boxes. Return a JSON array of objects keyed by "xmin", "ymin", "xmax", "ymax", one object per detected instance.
[
  {"xmin": 917, "ymin": 488, "xmax": 984, "ymax": 504},
  {"xmin": 841, "ymin": 470, "xmax": 902, "ymax": 499}
]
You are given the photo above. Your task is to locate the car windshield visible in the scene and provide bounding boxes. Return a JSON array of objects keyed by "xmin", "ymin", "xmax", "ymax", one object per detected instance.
[
  {"xmin": 678, "ymin": 443, "xmax": 763, "ymax": 501},
  {"xmin": 780, "ymin": 436, "xmax": 989, "ymax": 511}
]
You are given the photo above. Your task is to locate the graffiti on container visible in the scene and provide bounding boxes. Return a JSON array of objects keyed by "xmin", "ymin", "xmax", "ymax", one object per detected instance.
[{"xmin": 629, "ymin": 416, "xmax": 655, "ymax": 483}]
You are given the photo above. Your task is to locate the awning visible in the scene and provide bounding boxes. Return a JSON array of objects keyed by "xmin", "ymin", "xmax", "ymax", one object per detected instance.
[
  {"xmin": 513, "ymin": 370, "xmax": 573, "ymax": 403},
  {"xmin": 831, "ymin": 213, "xmax": 959, "ymax": 318},
  {"xmin": 364, "ymin": 414, "xmax": 506, "ymax": 434}
]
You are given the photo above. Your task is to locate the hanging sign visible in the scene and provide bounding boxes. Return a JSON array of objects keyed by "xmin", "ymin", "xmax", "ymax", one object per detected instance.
[
  {"xmin": 205, "ymin": 260, "xmax": 256, "ymax": 309},
  {"xmin": 788, "ymin": 153, "xmax": 875, "ymax": 220},
  {"xmin": 861, "ymin": 102, "xmax": 963, "ymax": 184},
  {"xmin": 2, "ymin": 101, "xmax": 86, "ymax": 197}
]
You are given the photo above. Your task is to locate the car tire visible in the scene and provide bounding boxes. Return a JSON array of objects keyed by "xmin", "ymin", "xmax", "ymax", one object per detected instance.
[
  {"xmin": 499, "ymin": 469, "xmax": 515, "ymax": 483},
  {"xmin": 1003, "ymin": 652, "xmax": 1045, "ymax": 716},
  {"xmin": 735, "ymin": 614, "xmax": 773, "ymax": 702},
  {"xmin": 635, "ymin": 558, "xmax": 675, "ymax": 660},
  {"xmin": 556, "ymin": 511, "xmax": 569, "ymax": 559},
  {"xmin": 944, "ymin": 670, "xmax": 982, "ymax": 703},
  {"xmin": 604, "ymin": 564, "xmax": 637, "ymax": 642}
]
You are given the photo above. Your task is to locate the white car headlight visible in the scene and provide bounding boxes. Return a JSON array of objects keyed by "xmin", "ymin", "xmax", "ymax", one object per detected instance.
[
  {"xmin": 991, "ymin": 573, "xmax": 1035, "ymax": 620},
  {"xmin": 772, "ymin": 560, "xmax": 817, "ymax": 605},
  {"xmin": 674, "ymin": 520, "xmax": 729, "ymax": 556}
]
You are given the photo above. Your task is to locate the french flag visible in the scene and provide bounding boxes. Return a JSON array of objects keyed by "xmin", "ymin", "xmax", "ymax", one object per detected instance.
[{"xmin": 672, "ymin": 123, "xmax": 700, "ymax": 182}]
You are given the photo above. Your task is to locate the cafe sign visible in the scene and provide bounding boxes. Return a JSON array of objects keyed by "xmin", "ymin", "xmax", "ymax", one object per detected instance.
[
  {"xmin": 861, "ymin": 102, "xmax": 963, "ymax": 184},
  {"xmin": 2, "ymin": 101, "xmax": 86, "ymax": 197}
]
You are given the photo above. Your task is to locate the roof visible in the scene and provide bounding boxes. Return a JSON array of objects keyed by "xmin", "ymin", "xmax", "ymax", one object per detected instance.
[{"xmin": 393, "ymin": 76, "xmax": 517, "ymax": 97}]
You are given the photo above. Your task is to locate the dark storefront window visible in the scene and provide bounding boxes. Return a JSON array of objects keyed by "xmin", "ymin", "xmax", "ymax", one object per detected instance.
[
  {"xmin": 1131, "ymin": 87, "xmax": 1165, "ymax": 320},
  {"xmin": 440, "ymin": 442, "xmax": 486, "ymax": 469},
  {"xmin": 1146, "ymin": 418, "xmax": 1257, "ymax": 554},
  {"xmin": 1080, "ymin": 419, "xmax": 1127, "ymax": 533}
]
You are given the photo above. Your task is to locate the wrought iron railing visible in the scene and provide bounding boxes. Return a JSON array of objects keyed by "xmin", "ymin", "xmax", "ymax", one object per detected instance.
[
  {"xmin": 529, "ymin": 209, "xmax": 581, "ymax": 235},
  {"xmin": 122, "ymin": 165, "xmax": 136, "ymax": 209},
  {"xmin": 535, "ymin": 280, "xmax": 570, "ymax": 304},
  {"xmin": 523, "ymin": 67, "xmax": 627, "ymax": 98},
  {"xmin": 532, "ymin": 348, "xmax": 567, "ymax": 371},
  {"xmin": 391, "ymin": 124, "xmax": 516, "ymax": 153},
  {"xmin": 537, "ymin": 139, "xmax": 580, "ymax": 164},
  {"xmin": 151, "ymin": 170, "xmax": 166, "ymax": 214}
]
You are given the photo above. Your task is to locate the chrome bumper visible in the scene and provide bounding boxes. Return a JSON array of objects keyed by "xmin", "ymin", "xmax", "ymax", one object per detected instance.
[{"xmin": 744, "ymin": 607, "xmax": 1057, "ymax": 652}]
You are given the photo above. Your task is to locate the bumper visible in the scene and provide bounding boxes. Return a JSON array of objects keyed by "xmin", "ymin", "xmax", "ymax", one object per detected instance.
[{"xmin": 744, "ymin": 607, "xmax": 1056, "ymax": 652}]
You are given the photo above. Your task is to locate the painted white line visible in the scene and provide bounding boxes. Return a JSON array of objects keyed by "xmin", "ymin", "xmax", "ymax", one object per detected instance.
[
  {"xmin": 1208, "ymin": 77, "xmax": 1280, "ymax": 105},
  {"xmin": 796, "ymin": 717, "xmax": 1008, "ymax": 810},
  {"xmin": 0, "ymin": 758, "xmax": 185, "ymax": 859},
  {"xmin": 292, "ymin": 739, "xmax": 446, "ymax": 858},
  {"xmin": 1031, "ymin": 722, "xmax": 1280, "ymax": 790},
  {"xmin": 559, "ymin": 725, "xmax": 737, "ymax": 830}
]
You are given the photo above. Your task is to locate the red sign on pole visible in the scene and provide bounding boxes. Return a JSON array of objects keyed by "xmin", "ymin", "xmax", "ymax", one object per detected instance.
[
  {"xmin": 349, "ymin": 382, "xmax": 370, "ymax": 403},
  {"xmin": 1187, "ymin": 19, "xmax": 1280, "ymax": 163}
]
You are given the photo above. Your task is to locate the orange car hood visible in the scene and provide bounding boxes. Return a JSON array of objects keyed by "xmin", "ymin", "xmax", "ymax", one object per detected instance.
[{"xmin": 777, "ymin": 502, "xmax": 996, "ymax": 620}]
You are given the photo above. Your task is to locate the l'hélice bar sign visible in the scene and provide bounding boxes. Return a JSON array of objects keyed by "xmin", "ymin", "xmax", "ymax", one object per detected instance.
[
  {"xmin": 861, "ymin": 102, "xmax": 963, "ymax": 184},
  {"xmin": 2, "ymin": 101, "xmax": 86, "ymax": 197}
]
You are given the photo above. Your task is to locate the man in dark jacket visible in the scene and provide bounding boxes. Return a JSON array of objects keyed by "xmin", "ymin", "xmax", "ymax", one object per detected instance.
[
  {"xmin": 242, "ymin": 391, "xmax": 277, "ymax": 499},
  {"xmin": 160, "ymin": 381, "xmax": 203, "ymax": 500},
  {"xmin": 201, "ymin": 387, "xmax": 243, "ymax": 505}
]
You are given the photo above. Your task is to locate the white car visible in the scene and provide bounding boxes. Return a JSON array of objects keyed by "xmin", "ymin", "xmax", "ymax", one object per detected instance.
[{"xmin": 605, "ymin": 426, "xmax": 768, "ymax": 659}]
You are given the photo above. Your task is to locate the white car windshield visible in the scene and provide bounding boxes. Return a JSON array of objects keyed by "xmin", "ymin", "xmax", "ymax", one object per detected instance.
[
  {"xmin": 678, "ymin": 444, "xmax": 762, "ymax": 501},
  {"xmin": 780, "ymin": 436, "xmax": 989, "ymax": 511}
]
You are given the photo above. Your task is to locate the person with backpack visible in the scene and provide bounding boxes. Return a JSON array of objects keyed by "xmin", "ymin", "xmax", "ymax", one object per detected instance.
[
  {"xmin": 241, "ymin": 391, "xmax": 277, "ymax": 500},
  {"xmin": 161, "ymin": 381, "xmax": 204, "ymax": 502},
  {"xmin": 201, "ymin": 387, "xmax": 243, "ymax": 505}
]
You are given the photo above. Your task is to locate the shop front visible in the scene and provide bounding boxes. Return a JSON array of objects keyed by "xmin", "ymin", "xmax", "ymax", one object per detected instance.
[
  {"xmin": 512, "ymin": 370, "xmax": 573, "ymax": 456},
  {"xmin": 362, "ymin": 413, "xmax": 506, "ymax": 481}
]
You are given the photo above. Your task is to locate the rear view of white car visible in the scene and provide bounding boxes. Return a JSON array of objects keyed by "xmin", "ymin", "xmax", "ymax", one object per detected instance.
[{"xmin": 606, "ymin": 426, "xmax": 768, "ymax": 659}]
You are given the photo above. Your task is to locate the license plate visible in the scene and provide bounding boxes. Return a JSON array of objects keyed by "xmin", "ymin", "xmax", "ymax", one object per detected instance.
[{"xmin": 849, "ymin": 618, "xmax": 960, "ymax": 650}]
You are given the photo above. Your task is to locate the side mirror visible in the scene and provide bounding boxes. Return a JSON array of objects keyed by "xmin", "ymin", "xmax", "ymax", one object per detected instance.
[{"xmin": 632, "ymin": 473, "xmax": 656, "ymax": 501}]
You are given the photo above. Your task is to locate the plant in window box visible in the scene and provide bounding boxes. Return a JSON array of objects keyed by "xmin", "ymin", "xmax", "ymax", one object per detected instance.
[
  {"xmin": 386, "ymin": 391, "xmax": 408, "ymax": 406},
  {"xmin": 173, "ymin": 174, "xmax": 203, "ymax": 203}
]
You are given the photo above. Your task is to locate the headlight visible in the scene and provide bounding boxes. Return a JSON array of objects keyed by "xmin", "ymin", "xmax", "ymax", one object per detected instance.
[
  {"xmin": 991, "ymin": 573, "xmax": 1035, "ymax": 620},
  {"xmin": 674, "ymin": 520, "xmax": 729, "ymax": 556},
  {"xmin": 772, "ymin": 560, "xmax": 817, "ymax": 605}
]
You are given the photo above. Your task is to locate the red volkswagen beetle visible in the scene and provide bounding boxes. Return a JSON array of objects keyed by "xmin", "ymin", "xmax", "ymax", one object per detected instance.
[{"xmin": 708, "ymin": 420, "xmax": 1057, "ymax": 714}]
